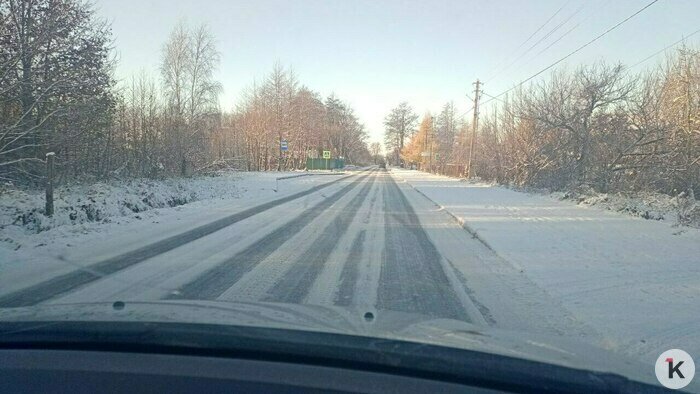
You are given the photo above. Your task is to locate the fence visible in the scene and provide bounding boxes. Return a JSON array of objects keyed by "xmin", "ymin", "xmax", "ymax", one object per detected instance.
[{"xmin": 306, "ymin": 158, "xmax": 344, "ymax": 170}]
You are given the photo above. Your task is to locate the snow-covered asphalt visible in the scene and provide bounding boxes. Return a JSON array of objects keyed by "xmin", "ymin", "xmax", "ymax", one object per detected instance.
[
  {"xmin": 2, "ymin": 163, "xmax": 700, "ymax": 394},
  {"xmin": 6, "ymin": 167, "xmax": 695, "ymax": 366},
  {"xmin": 0, "ymin": 170, "xmax": 501, "ymax": 326},
  {"xmin": 0, "ymin": 168, "xmax": 587, "ymax": 337}
]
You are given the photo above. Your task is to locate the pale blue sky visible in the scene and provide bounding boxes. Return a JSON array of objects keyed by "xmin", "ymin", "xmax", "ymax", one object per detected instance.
[{"xmin": 95, "ymin": 0, "xmax": 700, "ymax": 144}]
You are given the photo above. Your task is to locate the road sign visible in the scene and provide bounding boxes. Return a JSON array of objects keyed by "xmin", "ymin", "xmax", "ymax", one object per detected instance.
[
  {"xmin": 280, "ymin": 139, "xmax": 288, "ymax": 151},
  {"xmin": 322, "ymin": 150, "xmax": 331, "ymax": 159}
]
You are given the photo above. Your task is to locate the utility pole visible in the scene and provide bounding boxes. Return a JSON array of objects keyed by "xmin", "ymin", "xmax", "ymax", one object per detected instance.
[
  {"xmin": 465, "ymin": 79, "xmax": 481, "ymax": 179},
  {"xmin": 429, "ymin": 115, "xmax": 435, "ymax": 173}
]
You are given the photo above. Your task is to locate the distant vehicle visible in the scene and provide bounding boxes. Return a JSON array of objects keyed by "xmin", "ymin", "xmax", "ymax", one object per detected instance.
[{"xmin": 378, "ymin": 161, "xmax": 386, "ymax": 169}]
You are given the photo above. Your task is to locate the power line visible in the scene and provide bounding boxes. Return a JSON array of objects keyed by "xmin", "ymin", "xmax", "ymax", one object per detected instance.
[
  {"xmin": 495, "ymin": 0, "xmax": 606, "ymax": 85},
  {"xmin": 481, "ymin": 0, "xmax": 660, "ymax": 107},
  {"xmin": 486, "ymin": 2, "xmax": 585, "ymax": 83},
  {"xmin": 627, "ymin": 28, "xmax": 700, "ymax": 69},
  {"xmin": 481, "ymin": 91, "xmax": 505, "ymax": 104},
  {"xmin": 517, "ymin": 1, "xmax": 571, "ymax": 51},
  {"xmin": 535, "ymin": 22, "xmax": 580, "ymax": 57},
  {"xmin": 485, "ymin": 1, "xmax": 570, "ymax": 82},
  {"xmin": 481, "ymin": 27, "xmax": 700, "ymax": 111},
  {"xmin": 459, "ymin": 104, "xmax": 475, "ymax": 118}
]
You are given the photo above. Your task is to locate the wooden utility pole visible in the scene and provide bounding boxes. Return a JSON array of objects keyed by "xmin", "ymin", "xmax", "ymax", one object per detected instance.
[
  {"xmin": 466, "ymin": 79, "xmax": 481, "ymax": 179},
  {"xmin": 45, "ymin": 152, "xmax": 55, "ymax": 217}
]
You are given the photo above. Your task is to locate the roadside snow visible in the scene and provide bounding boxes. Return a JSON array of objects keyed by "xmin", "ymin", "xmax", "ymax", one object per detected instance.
[
  {"xmin": 0, "ymin": 171, "xmax": 344, "ymax": 275},
  {"xmin": 552, "ymin": 188, "xmax": 700, "ymax": 228},
  {"xmin": 1, "ymin": 175, "xmax": 242, "ymax": 236},
  {"xmin": 391, "ymin": 168, "xmax": 700, "ymax": 364}
]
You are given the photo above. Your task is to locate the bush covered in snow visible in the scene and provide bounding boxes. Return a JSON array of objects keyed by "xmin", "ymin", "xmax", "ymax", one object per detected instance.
[
  {"xmin": 0, "ymin": 172, "xmax": 242, "ymax": 234},
  {"xmin": 555, "ymin": 187, "xmax": 700, "ymax": 228}
]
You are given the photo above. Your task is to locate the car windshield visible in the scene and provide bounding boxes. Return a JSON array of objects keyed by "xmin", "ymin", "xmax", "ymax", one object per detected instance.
[{"xmin": 1, "ymin": 0, "xmax": 699, "ymax": 390}]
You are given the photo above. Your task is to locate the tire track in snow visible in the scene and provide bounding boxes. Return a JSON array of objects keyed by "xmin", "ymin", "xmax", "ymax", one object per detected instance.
[
  {"xmin": 264, "ymin": 174, "xmax": 377, "ymax": 303},
  {"xmin": 345, "ymin": 173, "xmax": 386, "ymax": 310},
  {"xmin": 168, "ymin": 172, "xmax": 374, "ymax": 301},
  {"xmin": 303, "ymin": 178, "xmax": 382, "ymax": 307},
  {"xmin": 216, "ymin": 174, "xmax": 375, "ymax": 303},
  {"xmin": 334, "ymin": 230, "xmax": 366, "ymax": 306},
  {"xmin": 45, "ymin": 185, "xmax": 344, "ymax": 304},
  {"xmin": 377, "ymin": 173, "xmax": 470, "ymax": 322},
  {"xmin": 0, "ymin": 171, "xmax": 366, "ymax": 308}
]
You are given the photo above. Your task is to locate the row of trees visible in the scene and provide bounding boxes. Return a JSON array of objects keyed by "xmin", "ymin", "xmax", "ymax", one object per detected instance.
[
  {"xmin": 1, "ymin": 0, "xmax": 371, "ymax": 186},
  {"xmin": 219, "ymin": 64, "xmax": 371, "ymax": 171},
  {"xmin": 0, "ymin": 0, "xmax": 115, "ymax": 183},
  {"xmin": 392, "ymin": 49, "xmax": 700, "ymax": 197}
]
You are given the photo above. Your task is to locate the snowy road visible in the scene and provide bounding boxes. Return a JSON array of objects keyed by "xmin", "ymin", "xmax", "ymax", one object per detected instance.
[
  {"xmin": 0, "ymin": 168, "xmax": 592, "ymax": 341},
  {"xmin": 9, "ymin": 166, "xmax": 698, "ymax": 372},
  {"xmin": 2, "ymin": 169, "xmax": 538, "ymax": 328}
]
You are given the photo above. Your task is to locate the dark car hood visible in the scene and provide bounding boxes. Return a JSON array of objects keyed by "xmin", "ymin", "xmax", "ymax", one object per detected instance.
[{"xmin": 0, "ymin": 299, "xmax": 657, "ymax": 386}]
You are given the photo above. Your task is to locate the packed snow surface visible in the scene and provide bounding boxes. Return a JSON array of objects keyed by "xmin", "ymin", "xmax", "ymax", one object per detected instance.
[
  {"xmin": 392, "ymin": 168, "xmax": 700, "ymax": 365},
  {"xmin": 2, "ymin": 167, "xmax": 699, "ymax": 391}
]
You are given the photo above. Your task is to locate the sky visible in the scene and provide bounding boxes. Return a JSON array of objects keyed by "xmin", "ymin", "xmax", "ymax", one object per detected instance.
[{"xmin": 94, "ymin": 0, "xmax": 700, "ymax": 145}]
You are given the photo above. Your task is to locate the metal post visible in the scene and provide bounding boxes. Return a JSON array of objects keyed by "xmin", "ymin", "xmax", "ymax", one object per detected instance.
[{"xmin": 45, "ymin": 152, "xmax": 55, "ymax": 217}]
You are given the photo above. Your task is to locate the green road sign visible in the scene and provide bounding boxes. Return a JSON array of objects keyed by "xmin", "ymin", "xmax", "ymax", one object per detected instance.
[{"xmin": 322, "ymin": 150, "xmax": 331, "ymax": 159}]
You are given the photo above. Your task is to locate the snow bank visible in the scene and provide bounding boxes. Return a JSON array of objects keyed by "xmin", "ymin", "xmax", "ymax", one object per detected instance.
[
  {"xmin": 0, "ymin": 170, "xmax": 350, "ymax": 298},
  {"xmin": 391, "ymin": 168, "xmax": 700, "ymax": 364},
  {"xmin": 553, "ymin": 188, "xmax": 700, "ymax": 228},
  {"xmin": 0, "ymin": 171, "xmax": 333, "ymax": 251},
  {"xmin": 0, "ymin": 172, "xmax": 252, "ymax": 235},
  {"xmin": 2, "ymin": 174, "xmax": 238, "ymax": 233}
]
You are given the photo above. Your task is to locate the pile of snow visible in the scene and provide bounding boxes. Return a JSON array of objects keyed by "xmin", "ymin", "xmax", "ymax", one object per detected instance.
[
  {"xmin": 553, "ymin": 187, "xmax": 700, "ymax": 228},
  {"xmin": 0, "ymin": 172, "xmax": 247, "ymax": 236}
]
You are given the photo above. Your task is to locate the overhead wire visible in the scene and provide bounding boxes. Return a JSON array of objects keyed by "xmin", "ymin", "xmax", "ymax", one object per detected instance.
[
  {"xmin": 484, "ymin": 0, "xmax": 571, "ymax": 82},
  {"xmin": 627, "ymin": 28, "xmax": 700, "ymax": 69},
  {"xmin": 486, "ymin": 2, "xmax": 585, "ymax": 84},
  {"xmin": 496, "ymin": 0, "xmax": 606, "ymax": 85},
  {"xmin": 480, "ymin": 28, "xmax": 700, "ymax": 120},
  {"xmin": 478, "ymin": 0, "xmax": 660, "ymax": 109}
]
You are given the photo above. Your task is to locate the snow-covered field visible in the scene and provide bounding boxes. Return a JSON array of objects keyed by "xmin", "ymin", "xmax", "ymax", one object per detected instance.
[{"xmin": 391, "ymin": 168, "xmax": 700, "ymax": 365}]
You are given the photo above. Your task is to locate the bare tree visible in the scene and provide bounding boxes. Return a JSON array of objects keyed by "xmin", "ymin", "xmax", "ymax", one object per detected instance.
[
  {"xmin": 383, "ymin": 102, "xmax": 418, "ymax": 165},
  {"xmin": 519, "ymin": 63, "xmax": 635, "ymax": 188},
  {"xmin": 161, "ymin": 21, "xmax": 221, "ymax": 175},
  {"xmin": 369, "ymin": 142, "xmax": 382, "ymax": 164},
  {"xmin": 0, "ymin": 0, "xmax": 114, "ymax": 183}
]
